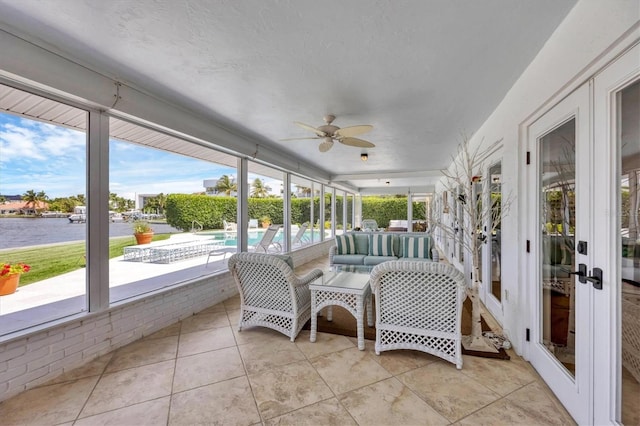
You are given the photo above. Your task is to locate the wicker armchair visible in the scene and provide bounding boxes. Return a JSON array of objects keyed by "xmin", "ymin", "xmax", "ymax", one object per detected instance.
[
  {"xmin": 228, "ymin": 252, "xmax": 323, "ymax": 342},
  {"xmin": 370, "ymin": 260, "xmax": 466, "ymax": 369}
]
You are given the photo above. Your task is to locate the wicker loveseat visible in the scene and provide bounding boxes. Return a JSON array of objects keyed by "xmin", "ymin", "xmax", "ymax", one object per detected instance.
[
  {"xmin": 370, "ymin": 260, "xmax": 466, "ymax": 369},
  {"xmin": 329, "ymin": 231, "xmax": 439, "ymax": 267},
  {"xmin": 228, "ymin": 252, "xmax": 323, "ymax": 342}
]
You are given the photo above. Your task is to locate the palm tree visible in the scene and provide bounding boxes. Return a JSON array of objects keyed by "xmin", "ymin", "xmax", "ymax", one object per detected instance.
[
  {"xmin": 251, "ymin": 178, "xmax": 271, "ymax": 198},
  {"xmin": 215, "ymin": 175, "xmax": 237, "ymax": 196},
  {"xmin": 22, "ymin": 189, "xmax": 47, "ymax": 211}
]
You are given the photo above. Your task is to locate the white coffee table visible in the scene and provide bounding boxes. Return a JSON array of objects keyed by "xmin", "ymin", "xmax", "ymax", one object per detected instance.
[{"xmin": 309, "ymin": 265, "xmax": 374, "ymax": 350}]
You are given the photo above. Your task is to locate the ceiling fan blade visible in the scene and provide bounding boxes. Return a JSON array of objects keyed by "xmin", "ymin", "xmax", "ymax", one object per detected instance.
[
  {"xmin": 279, "ymin": 137, "xmax": 321, "ymax": 141},
  {"xmin": 294, "ymin": 121, "xmax": 326, "ymax": 137},
  {"xmin": 334, "ymin": 125, "xmax": 373, "ymax": 138},
  {"xmin": 318, "ymin": 139, "xmax": 334, "ymax": 152},
  {"xmin": 339, "ymin": 137, "xmax": 376, "ymax": 148}
]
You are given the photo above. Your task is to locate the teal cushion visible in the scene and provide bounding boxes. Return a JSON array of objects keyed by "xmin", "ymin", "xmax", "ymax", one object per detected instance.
[
  {"xmin": 335, "ymin": 234, "xmax": 356, "ymax": 254},
  {"xmin": 353, "ymin": 234, "xmax": 370, "ymax": 255},
  {"xmin": 401, "ymin": 236, "xmax": 432, "ymax": 259},
  {"xmin": 364, "ymin": 255, "xmax": 397, "ymax": 265},
  {"xmin": 369, "ymin": 234, "xmax": 394, "ymax": 256},
  {"xmin": 333, "ymin": 254, "xmax": 366, "ymax": 265}
]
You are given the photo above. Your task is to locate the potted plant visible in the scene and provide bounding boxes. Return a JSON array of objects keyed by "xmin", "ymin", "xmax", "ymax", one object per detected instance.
[
  {"xmin": 260, "ymin": 216, "xmax": 271, "ymax": 228},
  {"xmin": 133, "ymin": 220, "xmax": 154, "ymax": 244},
  {"xmin": 0, "ymin": 262, "xmax": 30, "ymax": 296}
]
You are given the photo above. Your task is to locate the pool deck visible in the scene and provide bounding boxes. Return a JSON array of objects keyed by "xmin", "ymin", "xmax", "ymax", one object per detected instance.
[{"xmin": 0, "ymin": 232, "xmax": 236, "ymax": 336}]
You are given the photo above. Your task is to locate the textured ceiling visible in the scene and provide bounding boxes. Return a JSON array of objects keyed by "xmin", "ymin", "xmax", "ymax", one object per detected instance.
[{"xmin": 0, "ymin": 0, "xmax": 577, "ymax": 193}]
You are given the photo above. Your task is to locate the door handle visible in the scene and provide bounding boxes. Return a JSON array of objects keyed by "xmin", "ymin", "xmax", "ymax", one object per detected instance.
[
  {"xmin": 564, "ymin": 263, "xmax": 587, "ymax": 284},
  {"xmin": 586, "ymin": 267, "xmax": 603, "ymax": 290}
]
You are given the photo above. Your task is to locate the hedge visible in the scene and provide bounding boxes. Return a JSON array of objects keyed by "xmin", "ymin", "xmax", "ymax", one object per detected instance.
[{"xmin": 165, "ymin": 193, "xmax": 423, "ymax": 231}]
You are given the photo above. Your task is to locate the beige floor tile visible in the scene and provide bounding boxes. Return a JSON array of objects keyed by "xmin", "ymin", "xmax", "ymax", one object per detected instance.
[
  {"xmin": 311, "ymin": 347, "xmax": 392, "ymax": 395},
  {"xmin": 43, "ymin": 353, "xmax": 113, "ymax": 386},
  {"xmin": 0, "ymin": 376, "xmax": 99, "ymax": 425},
  {"xmin": 339, "ymin": 377, "xmax": 449, "ymax": 425},
  {"xmin": 177, "ymin": 325, "xmax": 236, "ymax": 357},
  {"xmin": 248, "ymin": 360, "xmax": 334, "ymax": 420},
  {"xmin": 295, "ymin": 330, "xmax": 355, "ymax": 359},
  {"xmin": 80, "ymin": 360, "xmax": 174, "ymax": 417},
  {"xmin": 459, "ymin": 355, "xmax": 537, "ymax": 396},
  {"xmin": 198, "ymin": 302, "xmax": 227, "ymax": 314},
  {"xmin": 238, "ymin": 338, "xmax": 307, "ymax": 374},
  {"xmin": 456, "ymin": 381, "xmax": 576, "ymax": 425},
  {"xmin": 169, "ymin": 376, "xmax": 260, "ymax": 426},
  {"xmin": 75, "ymin": 396, "xmax": 170, "ymax": 425},
  {"xmin": 264, "ymin": 398, "xmax": 357, "ymax": 426},
  {"xmin": 106, "ymin": 335, "xmax": 179, "ymax": 373},
  {"xmin": 397, "ymin": 361, "xmax": 500, "ymax": 422},
  {"xmin": 232, "ymin": 323, "xmax": 293, "ymax": 346},
  {"xmin": 143, "ymin": 321, "xmax": 182, "ymax": 339},
  {"xmin": 622, "ymin": 367, "xmax": 640, "ymax": 426},
  {"xmin": 173, "ymin": 346, "xmax": 245, "ymax": 393},
  {"xmin": 224, "ymin": 295, "xmax": 241, "ymax": 310},
  {"xmin": 180, "ymin": 310, "xmax": 231, "ymax": 333},
  {"xmin": 367, "ymin": 347, "xmax": 441, "ymax": 375}
]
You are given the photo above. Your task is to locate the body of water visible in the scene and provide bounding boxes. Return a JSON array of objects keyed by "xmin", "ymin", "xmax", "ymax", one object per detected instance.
[{"xmin": 0, "ymin": 217, "xmax": 182, "ymax": 250}]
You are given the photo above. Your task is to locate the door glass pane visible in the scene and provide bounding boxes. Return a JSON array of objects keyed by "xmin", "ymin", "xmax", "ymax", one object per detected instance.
[
  {"xmin": 490, "ymin": 163, "xmax": 502, "ymax": 301},
  {"xmin": 540, "ymin": 119, "xmax": 576, "ymax": 377},
  {"xmin": 619, "ymin": 81, "xmax": 639, "ymax": 425}
]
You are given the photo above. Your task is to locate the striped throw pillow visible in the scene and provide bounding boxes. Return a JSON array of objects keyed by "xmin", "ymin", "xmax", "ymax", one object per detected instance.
[
  {"xmin": 402, "ymin": 236, "xmax": 432, "ymax": 259},
  {"xmin": 335, "ymin": 234, "xmax": 356, "ymax": 254},
  {"xmin": 369, "ymin": 234, "xmax": 394, "ymax": 256}
]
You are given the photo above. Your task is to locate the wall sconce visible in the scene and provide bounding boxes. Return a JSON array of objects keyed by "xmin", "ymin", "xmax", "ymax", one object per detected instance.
[
  {"xmin": 361, "ymin": 153, "xmax": 368, "ymax": 162},
  {"xmin": 385, "ymin": 181, "xmax": 390, "ymax": 186}
]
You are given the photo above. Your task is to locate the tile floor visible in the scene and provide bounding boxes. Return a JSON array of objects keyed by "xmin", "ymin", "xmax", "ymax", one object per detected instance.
[{"xmin": 0, "ymin": 260, "xmax": 577, "ymax": 425}]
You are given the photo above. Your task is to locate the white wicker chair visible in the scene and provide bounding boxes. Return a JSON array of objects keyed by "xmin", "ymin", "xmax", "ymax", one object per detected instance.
[
  {"xmin": 228, "ymin": 252, "xmax": 323, "ymax": 342},
  {"xmin": 370, "ymin": 260, "xmax": 467, "ymax": 369}
]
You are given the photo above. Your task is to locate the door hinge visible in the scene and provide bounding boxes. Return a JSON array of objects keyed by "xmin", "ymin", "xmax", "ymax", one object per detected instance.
[
  {"xmin": 526, "ymin": 240, "xmax": 530, "ymax": 253},
  {"xmin": 526, "ymin": 328, "xmax": 530, "ymax": 342},
  {"xmin": 526, "ymin": 151, "xmax": 530, "ymax": 165}
]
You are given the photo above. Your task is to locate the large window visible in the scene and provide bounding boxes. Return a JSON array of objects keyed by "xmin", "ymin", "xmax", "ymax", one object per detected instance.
[
  {"xmin": 248, "ymin": 161, "xmax": 284, "ymax": 251},
  {"xmin": 291, "ymin": 176, "xmax": 314, "ymax": 249},
  {"xmin": 0, "ymin": 84, "xmax": 88, "ymax": 336},
  {"xmin": 108, "ymin": 118, "xmax": 238, "ymax": 303}
]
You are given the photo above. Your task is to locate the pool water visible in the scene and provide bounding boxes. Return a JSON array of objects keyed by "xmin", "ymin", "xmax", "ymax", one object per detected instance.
[{"xmin": 198, "ymin": 229, "xmax": 323, "ymax": 247}]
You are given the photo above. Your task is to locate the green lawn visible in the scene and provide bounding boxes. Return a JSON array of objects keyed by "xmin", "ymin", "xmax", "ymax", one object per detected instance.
[{"xmin": 2, "ymin": 234, "xmax": 171, "ymax": 286}]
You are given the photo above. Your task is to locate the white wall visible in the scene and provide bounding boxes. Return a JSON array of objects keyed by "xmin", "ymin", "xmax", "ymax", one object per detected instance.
[{"xmin": 444, "ymin": 0, "xmax": 639, "ymax": 352}]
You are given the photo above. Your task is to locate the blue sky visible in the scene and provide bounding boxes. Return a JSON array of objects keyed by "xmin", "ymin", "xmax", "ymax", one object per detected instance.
[{"xmin": 0, "ymin": 113, "xmax": 281, "ymax": 200}]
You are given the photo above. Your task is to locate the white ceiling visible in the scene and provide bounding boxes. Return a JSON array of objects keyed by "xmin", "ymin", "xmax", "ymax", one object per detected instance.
[{"xmin": 0, "ymin": 0, "xmax": 577, "ymax": 193}]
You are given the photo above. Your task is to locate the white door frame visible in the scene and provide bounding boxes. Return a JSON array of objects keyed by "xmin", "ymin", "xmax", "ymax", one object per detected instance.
[
  {"xmin": 592, "ymin": 41, "xmax": 640, "ymax": 424},
  {"xmin": 526, "ymin": 84, "xmax": 592, "ymax": 424}
]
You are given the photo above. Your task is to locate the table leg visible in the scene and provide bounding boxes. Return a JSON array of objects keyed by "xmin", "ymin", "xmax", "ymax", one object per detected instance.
[
  {"xmin": 310, "ymin": 291, "xmax": 317, "ymax": 343},
  {"xmin": 356, "ymin": 295, "xmax": 364, "ymax": 350},
  {"xmin": 366, "ymin": 294, "xmax": 373, "ymax": 327}
]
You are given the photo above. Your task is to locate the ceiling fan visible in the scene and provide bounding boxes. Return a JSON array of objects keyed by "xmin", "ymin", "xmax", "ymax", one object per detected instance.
[{"xmin": 282, "ymin": 114, "xmax": 375, "ymax": 152}]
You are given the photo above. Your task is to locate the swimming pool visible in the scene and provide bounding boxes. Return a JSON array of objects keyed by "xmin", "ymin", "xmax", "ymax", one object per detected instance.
[{"xmin": 197, "ymin": 228, "xmax": 324, "ymax": 247}]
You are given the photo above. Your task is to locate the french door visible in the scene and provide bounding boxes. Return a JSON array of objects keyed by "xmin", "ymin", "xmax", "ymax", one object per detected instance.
[{"xmin": 527, "ymin": 42, "xmax": 640, "ymax": 424}]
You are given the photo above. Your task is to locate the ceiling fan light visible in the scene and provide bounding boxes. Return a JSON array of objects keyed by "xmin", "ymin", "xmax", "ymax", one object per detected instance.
[{"xmin": 361, "ymin": 153, "xmax": 368, "ymax": 161}]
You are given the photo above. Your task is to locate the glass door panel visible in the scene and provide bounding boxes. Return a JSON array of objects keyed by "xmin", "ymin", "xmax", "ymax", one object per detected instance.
[
  {"xmin": 619, "ymin": 81, "xmax": 639, "ymax": 426},
  {"xmin": 540, "ymin": 119, "xmax": 577, "ymax": 376}
]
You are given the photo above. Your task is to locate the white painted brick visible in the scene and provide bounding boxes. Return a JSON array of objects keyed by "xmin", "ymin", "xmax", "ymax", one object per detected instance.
[
  {"xmin": 65, "ymin": 337, "xmax": 97, "ymax": 357},
  {"xmin": 84, "ymin": 339, "xmax": 111, "ymax": 358},
  {"xmin": 26, "ymin": 332, "xmax": 63, "ymax": 352},
  {"xmin": 64, "ymin": 321, "xmax": 96, "ymax": 338},
  {"xmin": 28, "ymin": 350, "xmax": 64, "ymax": 371},
  {"xmin": 50, "ymin": 333, "xmax": 83, "ymax": 353},
  {"xmin": 8, "ymin": 345, "xmax": 49, "ymax": 370},
  {"xmin": 50, "ymin": 351, "xmax": 82, "ymax": 373},
  {"xmin": 1, "ymin": 364, "xmax": 27, "ymax": 382},
  {"xmin": 0, "ymin": 345, "xmax": 26, "ymax": 363},
  {"xmin": 11, "ymin": 365, "xmax": 48, "ymax": 389}
]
